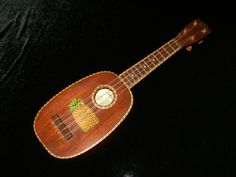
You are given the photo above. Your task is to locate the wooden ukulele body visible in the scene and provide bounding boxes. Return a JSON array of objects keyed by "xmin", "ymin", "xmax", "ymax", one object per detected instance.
[
  {"xmin": 34, "ymin": 71, "xmax": 133, "ymax": 159},
  {"xmin": 34, "ymin": 19, "xmax": 211, "ymax": 159}
]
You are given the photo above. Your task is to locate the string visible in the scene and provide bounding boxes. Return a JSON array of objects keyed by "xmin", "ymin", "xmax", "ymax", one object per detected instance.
[
  {"xmin": 47, "ymin": 72, "xmax": 123, "ymax": 118},
  {"xmin": 49, "ymin": 27, "xmax": 204, "ymax": 139},
  {"xmin": 49, "ymin": 34, "xmax": 188, "ymax": 139},
  {"xmin": 45, "ymin": 46, "xmax": 173, "ymax": 139},
  {"xmin": 46, "ymin": 26, "xmax": 184, "ymax": 120},
  {"xmin": 65, "ymin": 41, "xmax": 181, "ymax": 134},
  {"xmin": 58, "ymin": 38, "xmax": 178, "ymax": 122},
  {"xmin": 47, "ymin": 41, "xmax": 178, "ymax": 138},
  {"xmin": 48, "ymin": 32, "xmax": 181, "ymax": 122}
]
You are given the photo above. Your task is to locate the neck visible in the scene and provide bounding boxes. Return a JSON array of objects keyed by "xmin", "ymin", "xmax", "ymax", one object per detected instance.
[{"xmin": 119, "ymin": 38, "xmax": 181, "ymax": 88}]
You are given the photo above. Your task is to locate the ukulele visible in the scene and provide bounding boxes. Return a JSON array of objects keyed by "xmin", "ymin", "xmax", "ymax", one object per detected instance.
[{"xmin": 33, "ymin": 19, "xmax": 211, "ymax": 159}]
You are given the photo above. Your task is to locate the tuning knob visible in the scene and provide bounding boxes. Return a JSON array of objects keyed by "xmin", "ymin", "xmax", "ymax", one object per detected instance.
[{"xmin": 186, "ymin": 46, "xmax": 192, "ymax": 52}]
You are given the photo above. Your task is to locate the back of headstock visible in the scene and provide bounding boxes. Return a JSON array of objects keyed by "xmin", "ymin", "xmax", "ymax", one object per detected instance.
[{"xmin": 175, "ymin": 19, "xmax": 212, "ymax": 51}]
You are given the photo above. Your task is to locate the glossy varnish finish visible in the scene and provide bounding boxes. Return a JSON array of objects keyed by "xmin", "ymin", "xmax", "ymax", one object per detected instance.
[
  {"xmin": 34, "ymin": 71, "xmax": 133, "ymax": 159},
  {"xmin": 34, "ymin": 19, "xmax": 212, "ymax": 159}
]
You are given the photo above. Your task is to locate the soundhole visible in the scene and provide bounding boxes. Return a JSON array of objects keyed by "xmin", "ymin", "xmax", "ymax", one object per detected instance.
[{"xmin": 93, "ymin": 85, "xmax": 117, "ymax": 109}]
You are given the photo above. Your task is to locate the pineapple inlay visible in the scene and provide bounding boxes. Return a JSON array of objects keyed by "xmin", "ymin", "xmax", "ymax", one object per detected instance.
[{"xmin": 68, "ymin": 98, "xmax": 99, "ymax": 132}]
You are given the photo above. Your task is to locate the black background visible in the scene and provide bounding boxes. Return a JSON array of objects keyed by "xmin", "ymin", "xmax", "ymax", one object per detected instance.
[{"xmin": 0, "ymin": 1, "xmax": 235, "ymax": 177}]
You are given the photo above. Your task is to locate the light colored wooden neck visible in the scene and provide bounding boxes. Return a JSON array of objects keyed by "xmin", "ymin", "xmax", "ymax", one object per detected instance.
[{"xmin": 119, "ymin": 38, "xmax": 181, "ymax": 88}]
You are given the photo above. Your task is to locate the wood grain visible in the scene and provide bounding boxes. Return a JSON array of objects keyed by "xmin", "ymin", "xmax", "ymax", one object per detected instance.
[{"xmin": 33, "ymin": 71, "xmax": 133, "ymax": 159}]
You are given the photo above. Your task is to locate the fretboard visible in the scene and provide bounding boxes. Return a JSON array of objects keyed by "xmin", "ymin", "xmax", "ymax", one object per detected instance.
[{"xmin": 119, "ymin": 38, "xmax": 181, "ymax": 88}]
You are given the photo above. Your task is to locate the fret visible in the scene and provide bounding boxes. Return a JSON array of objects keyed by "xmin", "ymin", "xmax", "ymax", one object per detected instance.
[
  {"xmin": 164, "ymin": 43, "xmax": 175, "ymax": 54},
  {"xmin": 173, "ymin": 38, "xmax": 180, "ymax": 48},
  {"xmin": 119, "ymin": 73, "xmax": 132, "ymax": 88},
  {"xmin": 119, "ymin": 38, "xmax": 182, "ymax": 88},
  {"xmin": 167, "ymin": 41, "xmax": 176, "ymax": 52},
  {"xmin": 158, "ymin": 47, "xmax": 169, "ymax": 59},
  {"xmin": 162, "ymin": 45, "xmax": 171, "ymax": 56},
  {"xmin": 131, "ymin": 65, "xmax": 143, "ymax": 81},
  {"xmin": 138, "ymin": 61, "xmax": 149, "ymax": 75},
  {"xmin": 153, "ymin": 50, "xmax": 165, "ymax": 62},
  {"xmin": 128, "ymin": 73, "xmax": 138, "ymax": 88},
  {"xmin": 139, "ymin": 60, "xmax": 152, "ymax": 72},
  {"xmin": 125, "ymin": 71, "xmax": 136, "ymax": 85},
  {"xmin": 136, "ymin": 62, "xmax": 147, "ymax": 76},
  {"xmin": 146, "ymin": 56, "xmax": 157, "ymax": 67},
  {"xmin": 149, "ymin": 54, "xmax": 161, "ymax": 64},
  {"xmin": 123, "ymin": 72, "xmax": 133, "ymax": 86},
  {"xmin": 135, "ymin": 64, "xmax": 145, "ymax": 79},
  {"xmin": 170, "ymin": 38, "xmax": 180, "ymax": 50},
  {"xmin": 143, "ymin": 58, "xmax": 153, "ymax": 70},
  {"xmin": 127, "ymin": 71, "xmax": 137, "ymax": 83}
]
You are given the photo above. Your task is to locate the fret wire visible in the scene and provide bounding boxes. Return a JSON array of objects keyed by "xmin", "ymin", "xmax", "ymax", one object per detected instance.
[
  {"xmin": 130, "ymin": 67, "xmax": 138, "ymax": 80},
  {"xmin": 170, "ymin": 39, "xmax": 179, "ymax": 51},
  {"xmin": 135, "ymin": 63, "xmax": 145, "ymax": 78},
  {"xmin": 138, "ymin": 63, "xmax": 147, "ymax": 80},
  {"xmin": 137, "ymin": 62, "xmax": 146, "ymax": 75},
  {"xmin": 149, "ymin": 56, "xmax": 160, "ymax": 68},
  {"xmin": 131, "ymin": 58, "xmax": 156, "ymax": 84},
  {"xmin": 133, "ymin": 69, "xmax": 143, "ymax": 81},
  {"xmin": 131, "ymin": 65, "xmax": 142, "ymax": 81},
  {"xmin": 135, "ymin": 63, "xmax": 145, "ymax": 80},
  {"xmin": 119, "ymin": 38, "xmax": 182, "ymax": 88},
  {"xmin": 133, "ymin": 65, "xmax": 144, "ymax": 84},
  {"xmin": 147, "ymin": 56, "xmax": 157, "ymax": 67},
  {"xmin": 159, "ymin": 47, "xmax": 169, "ymax": 58},
  {"xmin": 165, "ymin": 43, "xmax": 175, "ymax": 54},
  {"xmin": 120, "ymin": 74, "xmax": 132, "ymax": 87},
  {"xmin": 122, "ymin": 59, "xmax": 146, "ymax": 87},
  {"xmin": 124, "ymin": 72, "xmax": 134, "ymax": 86},
  {"xmin": 150, "ymin": 54, "xmax": 161, "ymax": 63},
  {"xmin": 137, "ymin": 62, "xmax": 148, "ymax": 77},
  {"xmin": 130, "ymin": 65, "xmax": 142, "ymax": 86},
  {"xmin": 142, "ymin": 59, "xmax": 152, "ymax": 71},
  {"xmin": 132, "ymin": 56, "xmax": 151, "ymax": 78},
  {"xmin": 162, "ymin": 44, "xmax": 171, "ymax": 56},
  {"xmin": 145, "ymin": 58, "xmax": 153, "ymax": 69},
  {"xmin": 136, "ymin": 62, "xmax": 148, "ymax": 78},
  {"xmin": 128, "ymin": 70, "xmax": 137, "ymax": 83},
  {"xmin": 124, "ymin": 71, "xmax": 135, "ymax": 86},
  {"xmin": 120, "ymin": 76, "xmax": 128, "ymax": 86},
  {"xmin": 155, "ymin": 50, "xmax": 165, "ymax": 61},
  {"xmin": 140, "ymin": 59, "xmax": 150, "ymax": 72},
  {"xmin": 172, "ymin": 38, "xmax": 180, "ymax": 48},
  {"xmin": 167, "ymin": 40, "xmax": 176, "ymax": 51}
]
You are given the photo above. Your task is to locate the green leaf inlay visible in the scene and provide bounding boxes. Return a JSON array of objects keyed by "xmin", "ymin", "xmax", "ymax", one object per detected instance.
[{"xmin": 68, "ymin": 98, "xmax": 82, "ymax": 112}]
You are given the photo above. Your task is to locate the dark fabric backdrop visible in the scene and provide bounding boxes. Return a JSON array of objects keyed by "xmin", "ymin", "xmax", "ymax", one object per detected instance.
[{"xmin": 0, "ymin": 1, "xmax": 235, "ymax": 177}]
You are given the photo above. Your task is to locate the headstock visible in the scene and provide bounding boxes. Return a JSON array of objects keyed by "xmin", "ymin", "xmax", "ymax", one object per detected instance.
[{"xmin": 175, "ymin": 19, "xmax": 212, "ymax": 50}]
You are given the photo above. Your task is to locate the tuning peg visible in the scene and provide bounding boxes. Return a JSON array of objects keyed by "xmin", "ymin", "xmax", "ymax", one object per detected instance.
[
  {"xmin": 198, "ymin": 40, "xmax": 203, "ymax": 44},
  {"xmin": 186, "ymin": 46, "xmax": 192, "ymax": 52}
]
